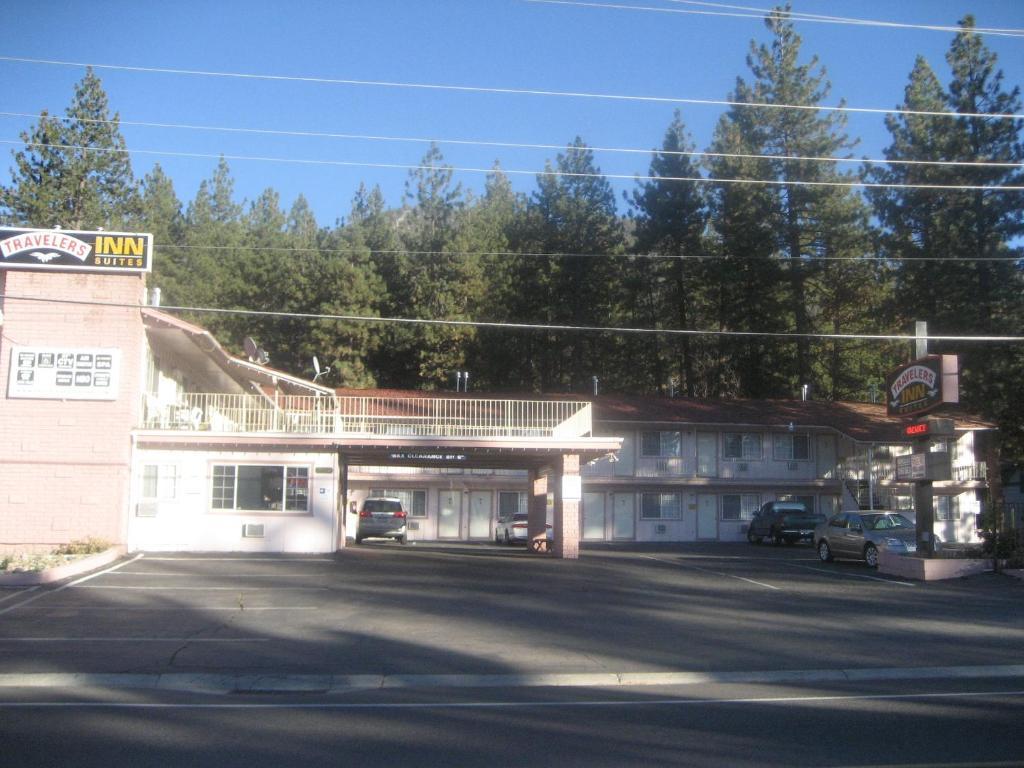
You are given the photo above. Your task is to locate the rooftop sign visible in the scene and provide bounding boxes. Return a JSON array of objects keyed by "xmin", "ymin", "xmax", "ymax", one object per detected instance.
[{"xmin": 0, "ymin": 227, "xmax": 153, "ymax": 274}]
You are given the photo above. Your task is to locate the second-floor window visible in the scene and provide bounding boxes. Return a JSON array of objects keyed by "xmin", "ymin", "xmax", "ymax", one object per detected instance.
[
  {"xmin": 773, "ymin": 433, "xmax": 810, "ymax": 461},
  {"xmin": 723, "ymin": 433, "xmax": 762, "ymax": 460},
  {"xmin": 641, "ymin": 431, "xmax": 681, "ymax": 457}
]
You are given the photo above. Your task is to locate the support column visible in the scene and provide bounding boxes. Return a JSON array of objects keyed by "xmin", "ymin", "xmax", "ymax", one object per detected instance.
[
  {"xmin": 337, "ymin": 453, "xmax": 349, "ymax": 551},
  {"xmin": 528, "ymin": 468, "xmax": 550, "ymax": 554},
  {"xmin": 554, "ymin": 453, "xmax": 581, "ymax": 560}
]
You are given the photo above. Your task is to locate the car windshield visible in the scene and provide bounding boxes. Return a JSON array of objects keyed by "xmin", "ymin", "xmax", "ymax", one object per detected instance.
[
  {"xmin": 862, "ymin": 513, "xmax": 913, "ymax": 530},
  {"xmin": 782, "ymin": 513, "xmax": 815, "ymax": 523},
  {"xmin": 363, "ymin": 499, "xmax": 402, "ymax": 513}
]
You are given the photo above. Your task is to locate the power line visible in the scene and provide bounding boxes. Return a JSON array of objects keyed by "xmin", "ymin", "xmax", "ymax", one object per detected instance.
[
  {"xmin": 2, "ymin": 293, "xmax": 1021, "ymax": 343},
  {"xmin": 1, "ymin": 55, "xmax": 1021, "ymax": 121},
  {"xmin": 4, "ymin": 139, "xmax": 1023, "ymax": 192},
  {"xmin": 530, "ymin": 0, "xmax": 1024, "ymax": 38},
  {"xmin": 5, "ymin": 111, "xmax": 1020, "ymax": 171},
  {"xmin": 152, "ymin": 243, "xmax": 1024, "ymax": 264}
]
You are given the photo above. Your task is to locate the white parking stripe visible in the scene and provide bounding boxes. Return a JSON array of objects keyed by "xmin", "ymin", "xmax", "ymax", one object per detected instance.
[
  {"xmin": 781, "ymin": 562, "xmax": 916, "ymax": 586},
  {"xmin": 139, "ymin": 557, "xmax": 335, "ymax": 562},
  {"xmin": 31, "ymin": 606, "xmax": 320, "ymax": 612},
  {"xmin": 0, "ymin": 637, "xmax": 268, "ymax": 643},
  {"xmin": 0, "ymin": 554, "xmax": 144, "ymax": 617},
  {"xmin": 70, "ymin": 585, "xmax": 328, "ymax": 591},
  {"xmin": 641, "ymin": 555, "xmax": 781, "ymax": 590},
  {"xmin": 0, "ymin": 587, "xmax": 39, "ymax": 605},
  {"xmin": 0, "ymin": 689, "xmax": 1021, "ymax": 710}
]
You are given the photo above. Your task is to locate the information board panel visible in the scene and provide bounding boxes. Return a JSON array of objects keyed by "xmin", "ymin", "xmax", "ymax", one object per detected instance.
[{"xmin": 8, "ymin": 347, "xmax": 121, "ymax": 400}]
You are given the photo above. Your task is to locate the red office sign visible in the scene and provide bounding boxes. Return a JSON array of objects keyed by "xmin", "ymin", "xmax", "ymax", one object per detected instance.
[
  {"xmin": 0, "ymin": 227, "xmax": 153, "ymax": 273},
  {"xmin": 886, "ymin": 356, "xmax": 944, "ymax": 417}
]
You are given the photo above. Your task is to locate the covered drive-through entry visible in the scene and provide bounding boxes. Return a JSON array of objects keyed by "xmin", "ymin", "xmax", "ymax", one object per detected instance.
[{"xmin": 133, "ymin": 390, "xmax": 621, "ymax": 560}]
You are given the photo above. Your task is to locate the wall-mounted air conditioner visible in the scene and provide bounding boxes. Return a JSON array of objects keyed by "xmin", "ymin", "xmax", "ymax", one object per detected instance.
[
  {"xmin": 242, "ymin": 524, "xmax": 265, "ymax": 538},
  {"xmin": 738, "ymin": 463, "xmax": 749, "ymax": 472},
  {"xmin": 136, "ymin": 501, "xmax": 159, "ymax": 518}
]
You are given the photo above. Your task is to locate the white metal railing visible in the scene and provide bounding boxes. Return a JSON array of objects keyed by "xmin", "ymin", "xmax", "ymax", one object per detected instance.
[
  {"xmin": 952, "ymin": 463, "xmax": 988, "ymax": 482},
  {"xmin": 141, "ymin": 393, "xmax": 593, "ymax": 439},
  {"xmin": 839, "ymin": 456, "xmax": 988, "ymax": 484}
]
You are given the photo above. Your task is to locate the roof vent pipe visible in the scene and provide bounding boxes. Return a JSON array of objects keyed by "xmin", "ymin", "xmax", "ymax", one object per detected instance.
[
  {"xmin": 149, "ymin": 287, "xmax": 161, "ymax": 307},
  {"xmin": 801, "ymin": 384, "xmax": 810, "ymax": 401},
  {"xmin": 592, "ymin": 376, "xmax": 599, "ymax": 396}
]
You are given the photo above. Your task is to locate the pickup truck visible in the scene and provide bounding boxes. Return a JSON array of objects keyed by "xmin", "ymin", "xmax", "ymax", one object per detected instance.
[{"xmin": 747, "ymin": 501, "xmax": 825, "ymax": 545}]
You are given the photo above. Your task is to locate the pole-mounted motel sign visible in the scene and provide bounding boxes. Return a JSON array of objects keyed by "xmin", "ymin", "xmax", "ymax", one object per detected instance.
[
  {"xmin": 0, "ymin": 227, "xmax": 153, "ymax": 274},
  {"xmin": 885, "ymin": 354, "xmax": 959, "ymax": 418}
]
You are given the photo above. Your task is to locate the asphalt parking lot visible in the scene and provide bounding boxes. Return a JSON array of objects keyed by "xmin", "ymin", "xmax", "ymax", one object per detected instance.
[{"xmin": 1, "ymin": 542, "xmax": 1021, "ymax": 686}]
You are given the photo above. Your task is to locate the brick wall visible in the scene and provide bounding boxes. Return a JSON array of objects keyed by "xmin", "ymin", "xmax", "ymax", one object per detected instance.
[{"xmin": 0, "ymin": 269, "xmax": 147, "ymax": 553}]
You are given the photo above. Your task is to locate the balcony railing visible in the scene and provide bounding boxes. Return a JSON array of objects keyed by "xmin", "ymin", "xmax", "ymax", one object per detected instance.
[
  {"xmin": 141, "ymin": 393, "xmax": 593, "ymax": 439},
  {"xmin": 839, "ymin": 456, "xmax": 988, "ymax": 484}
]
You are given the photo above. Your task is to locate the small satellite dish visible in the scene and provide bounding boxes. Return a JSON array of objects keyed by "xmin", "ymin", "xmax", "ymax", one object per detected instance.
[
  {"xmin": 312, "ymin": 355, "xmax": 331, "ymax": 383},
  {"xmin": 256, "ymin": 349, "xmax": 269, "ymax": 365},
  {"xmin": 243, "ymin": 337, "xmax": 259, "ymax": 361}
]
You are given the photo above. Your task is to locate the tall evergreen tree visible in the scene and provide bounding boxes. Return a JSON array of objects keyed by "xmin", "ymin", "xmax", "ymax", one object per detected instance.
[
  {"xmin": 708, "ymin": 5, "xmax": 878, "ymax": 399},
  {"xmin": 524, "ymin": 138, "xmax": 625, "ymax": 391},
  {"xmin": 138, "ymin": 164, "xmax": 185, "ymax": 300},
  {"xmin": 1, "ymin": 67, "xmax": 139, "ymax": 229},
  {"xmin": 629, "ymin": 111, "xmax": 709, "ymax": 395},
  {"xmin": 870, "ymin": 17, "xmax": 1024, "ymax": 457}
]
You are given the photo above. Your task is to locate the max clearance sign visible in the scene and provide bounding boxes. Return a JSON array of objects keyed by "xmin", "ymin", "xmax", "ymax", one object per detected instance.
[
  {"xmin": 885, "ymin": 355, "xmax": 959, "ymax": 418},
  {"xmin": 0, "ymin": 227, "xmax": 153, "ymax": 274}
]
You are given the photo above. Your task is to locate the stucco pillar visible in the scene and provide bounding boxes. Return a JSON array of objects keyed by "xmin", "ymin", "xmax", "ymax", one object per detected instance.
[
  {"xmin": 554, "ymin": 453, "xmax": 581, "ymax": 560},
  {"xmin": 528, "ymin": 468, "xmax": 550, "ymax": 554},
  {"xmin": 337, "ymin": 453, "xmax": 349, "ymax": 550}
]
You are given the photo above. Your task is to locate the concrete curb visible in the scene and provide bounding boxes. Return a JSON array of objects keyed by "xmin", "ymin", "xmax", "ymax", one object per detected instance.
[
  {"xmin": 1, "ymin": 664, "xmax": 1023, "ymax": 695},
  {"xmin": 0, "ymin": 546, "xmax": 127, "ymax": 587}
]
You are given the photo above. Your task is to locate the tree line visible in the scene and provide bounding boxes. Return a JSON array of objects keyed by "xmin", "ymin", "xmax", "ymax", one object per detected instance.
[{"xmin": 2, "ymin": 11, "xmax": 1022, "ymax": 458}]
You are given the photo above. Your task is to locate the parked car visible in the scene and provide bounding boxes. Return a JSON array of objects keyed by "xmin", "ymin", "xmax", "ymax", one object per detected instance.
[
  {"xmin": 494, "ymin": 511, "xmax": 552, "ymax": 544},
  {"xmin": 747, "ymin": 501, "xmax": 824, "ymax": 545},
  {"xmin": 355, "ymin": 497, "xmax": 407, "ymax": 544},
  {"xmin": 814, "ymin": 510, "xmax": 917, "ymax": 567}
]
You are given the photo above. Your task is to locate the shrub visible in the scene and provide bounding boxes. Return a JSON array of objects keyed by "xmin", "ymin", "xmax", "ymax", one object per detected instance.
[{"xmin": 53, "ymin": 537, "xmax": 112, "ymax": 556}]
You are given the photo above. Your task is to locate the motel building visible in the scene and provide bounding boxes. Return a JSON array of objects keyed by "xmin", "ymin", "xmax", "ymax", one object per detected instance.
[{"xmin": 0, "ymin": 228, "xmax": 997, "ymax": 559}]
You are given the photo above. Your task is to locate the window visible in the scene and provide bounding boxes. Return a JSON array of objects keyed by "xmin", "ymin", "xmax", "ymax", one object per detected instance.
[
  {"xmin": 641, "ymin": 431, "xmax": 681, "ymax": 457},
  {"xmin": 721, "ymin": 494, "xmax": 759, "ymax": 521},
  {"xmin": 935, "ymin": 496, "xmax": 959, "ymax": 521},
  {"xmin": 370, "ymin": 488, "xmax": 427, "ymax": 517},
  {"xmin": 723, "ymin": 433, "xmax": 762, "ymax": 460},
  {"xmin": 640, "ymin": 493, "xmax": 682, "ymax": 520},
  {"xmin": 142, "ymin": 464, "xmax": 176, "ymax": 500},
  {"xmin": 498, "ymin": 491, "xmax": 528, "ymax": 518},
  {"xmin": 773, "ymin": 433, "xmax": 810, "ymax": 461},
  {"xmin": 778, "ymin": 494, "xmax": 816, "ymax": 514},
  {"xmin": 212, "ymin": 465, "xmax": 309, "ymax": 512}
]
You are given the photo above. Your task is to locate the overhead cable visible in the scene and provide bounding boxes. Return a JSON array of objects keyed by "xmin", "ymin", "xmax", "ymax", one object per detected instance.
[
  {"xmin": 3, "ymin": 139, "xmax": 1022, "ymax": 192},
  {"xmin": 2, "ymin": 294, "xmax": 1021, "ymax": 343},
  {"xmin": 1, "ymin": 55, "xmax": 1021, "ymax": 121},
  {"xmin": 152, "ymin": 243, "xmax": 1024, "ymax": 264},
  {"xmin": 529, "ymin": 0, "xmax": 1024, "ymax": 38},
  {"xmin": 4, "ymin": 111, "xmax": 1020, "ymax": 170}
]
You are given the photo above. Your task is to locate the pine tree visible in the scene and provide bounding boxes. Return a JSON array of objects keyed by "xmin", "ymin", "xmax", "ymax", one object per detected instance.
[
  {"xmin": 629, "ymin": 111, "xmax": 709, "ymax": 395},
  {"xmin": 1, "ymin": 67, "xmax": 139, "ymax": 229}
]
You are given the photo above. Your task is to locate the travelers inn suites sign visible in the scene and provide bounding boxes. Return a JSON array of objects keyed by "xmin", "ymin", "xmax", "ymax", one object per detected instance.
[
  {"xmin": 0, "ymin": 227, "xmax": 153, "ymax": 273},
  {"xmin": 885, "ymin": 355, "xmax": 959, "ymax": 418}
]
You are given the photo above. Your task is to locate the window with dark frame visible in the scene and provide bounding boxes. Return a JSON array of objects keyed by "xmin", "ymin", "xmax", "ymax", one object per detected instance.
[
  {"xmin": 640, "ymin": 492, "xmax": 682, "ymax": 520},
  {"xmin": 212, "ymin": 464, "xmax": 310, "ymax": 512},
  {"xmin": 641, "ymin": 431, "xmax": 682, "ymax": 458},
  {"xmin": 723, "ymin": 433, "xmax": 762, "ymax": 460}
]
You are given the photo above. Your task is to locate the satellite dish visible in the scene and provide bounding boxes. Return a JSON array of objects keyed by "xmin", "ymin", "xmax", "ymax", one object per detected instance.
[
  {"xmin": 257, "ymin": 349, "xmax": 269, "ymax": 365},
  {"xmin": 243, "ymin": 337, "xmax": 259, "ymax": 361},
  {"xmin": 312, "ymin": 355, "xmax": 331, "ymax": 383}
]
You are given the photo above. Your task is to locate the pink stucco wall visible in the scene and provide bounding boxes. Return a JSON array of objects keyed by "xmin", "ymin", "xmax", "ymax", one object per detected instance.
[{"xmin": 0, "ymin": 269, "xmax": 147, "ymax": 553}]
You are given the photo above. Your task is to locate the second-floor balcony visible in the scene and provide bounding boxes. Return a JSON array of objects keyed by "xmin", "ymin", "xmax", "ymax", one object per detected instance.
[{"xmin": 141, "ymin": 393, "xmax": 594, "ymax": 440}]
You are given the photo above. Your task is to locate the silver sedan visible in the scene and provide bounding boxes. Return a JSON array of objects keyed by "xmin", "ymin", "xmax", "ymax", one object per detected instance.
[{"xmin": 815, "ymin": 511, "xmax": 917, "ymax": 567}]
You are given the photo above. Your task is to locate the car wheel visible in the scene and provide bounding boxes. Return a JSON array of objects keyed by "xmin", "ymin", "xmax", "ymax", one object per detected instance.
[
  {"xmin": 817, "ymin": 540, "xmax": 833, "ymax": 562},
  {"xmin": 355, "ymin": 535, "xmax": 363, "ymax": 545},
  {"xmin": 747, "ymin": 528, "xmax": 762, "ymax": 544},
  {"xmin": 864, "ymin": 543, "xmax": 879, "ymax": 568},
  {"xmin": 398, "ymin": 535, "xmax": 407, "ymax": 545},
  {"xmin": 504, "ymin": 530, "xmax": 511, "ymax": 545},
  {"xmin": 494, "ymin": 530, "xmax": 501, "ymax": 544},
  {"xmin": 772, "ymin": 529, "xmax": 783, "ymax": 546}
]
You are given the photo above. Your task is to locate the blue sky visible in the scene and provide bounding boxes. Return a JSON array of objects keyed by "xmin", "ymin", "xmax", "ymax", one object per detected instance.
[{"xmin": 1, "ymin": 1, "xmax": 1022, "ymax": 227}]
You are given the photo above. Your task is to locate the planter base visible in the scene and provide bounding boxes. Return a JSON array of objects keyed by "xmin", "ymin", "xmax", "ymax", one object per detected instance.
[
  {"xmin": 878, "ymin": 551, "xmax": 992, "ymax": 581},
  {"xmin": 0, "ymin": 546, "xmax": 126, "ymax": 587}
]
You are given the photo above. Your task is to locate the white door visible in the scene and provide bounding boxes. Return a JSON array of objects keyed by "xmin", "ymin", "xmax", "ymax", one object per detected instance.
[
  {"xmin": 438, "ymin": 490, "xmax": 461, "ymax": 539},
  {"xmin": 583, "ymin": 492, "xmax": 606, "ymax": 540},
  {"xmin": 697, "ymin": 494, "xmax": 718, "ymax": 540},
  {"xmin": 612, "ymin": 493, "xmax": 635, "ymax": 540},
  {"xmin": 469, "ymin": 491, "xmax": 492, "ymax": 540},
  {"xmin": 697, "ymin": 433, "xmax": 717, "ymax": 477}
]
